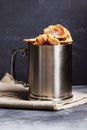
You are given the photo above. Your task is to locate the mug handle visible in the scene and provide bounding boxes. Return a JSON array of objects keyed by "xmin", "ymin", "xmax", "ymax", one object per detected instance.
[{"xmin": 11, "ymin": 48, "xmax": 29, "ymax": 87}]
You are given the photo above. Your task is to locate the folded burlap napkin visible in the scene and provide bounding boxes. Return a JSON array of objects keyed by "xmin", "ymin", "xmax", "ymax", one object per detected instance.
[{"xmin": 0, "ymin": 73, "xmax": 87, "ymax": 111}]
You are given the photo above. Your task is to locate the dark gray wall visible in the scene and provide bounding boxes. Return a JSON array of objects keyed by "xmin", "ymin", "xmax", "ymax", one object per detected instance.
[{"xmin": 0, "ymin": 0, "xmax": 87, "ymax": 85}]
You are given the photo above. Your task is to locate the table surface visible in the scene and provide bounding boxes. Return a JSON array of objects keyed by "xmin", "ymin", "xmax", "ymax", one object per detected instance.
[{"xmin": 0, "ymin": 86, "xmax": 87, "ymax": 130}]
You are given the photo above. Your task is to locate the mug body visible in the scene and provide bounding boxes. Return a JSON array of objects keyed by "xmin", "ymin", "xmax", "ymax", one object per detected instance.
[{"xmin": 28, "ymin": 44, "xmax": 72, "ymax": 100}]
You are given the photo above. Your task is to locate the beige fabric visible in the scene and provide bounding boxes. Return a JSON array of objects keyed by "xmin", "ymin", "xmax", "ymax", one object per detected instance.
[{"xmin": 0, "ymin": 73, "xmax": 87, "ymax": 110}]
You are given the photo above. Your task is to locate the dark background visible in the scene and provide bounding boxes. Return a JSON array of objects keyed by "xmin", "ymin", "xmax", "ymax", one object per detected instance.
[{"xmin": 0, "ymin": 0, "xmax": 87, "ymax": 85}]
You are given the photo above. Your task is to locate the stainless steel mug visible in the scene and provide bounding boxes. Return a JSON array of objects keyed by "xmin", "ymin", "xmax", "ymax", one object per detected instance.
[{"xmin": 11, "ymin": 44, "xmax": 72, "ymax": 101}]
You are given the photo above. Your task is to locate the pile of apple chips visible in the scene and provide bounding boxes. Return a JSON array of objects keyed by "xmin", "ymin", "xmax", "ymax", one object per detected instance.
[{"xmin": 23, "ymin": 24, "xmax": 72, "ymax": 45}]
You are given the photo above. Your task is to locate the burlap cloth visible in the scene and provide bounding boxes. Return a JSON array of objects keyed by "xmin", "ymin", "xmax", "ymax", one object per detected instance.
[{"xmin": 0, "ymin": 73, "xmax": 87, "ymax": 111}]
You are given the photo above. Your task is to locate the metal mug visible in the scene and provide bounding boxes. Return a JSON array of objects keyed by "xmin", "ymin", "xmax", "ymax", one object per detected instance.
[{"xmin": 11, "ymin": 44, "xmax": 72, "ymax": 101}]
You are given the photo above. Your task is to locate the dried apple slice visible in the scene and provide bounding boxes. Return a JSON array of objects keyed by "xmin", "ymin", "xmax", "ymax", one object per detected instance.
[
  {"xmin": 36, "ymin": 34, "xmax": 48, "ymax": 45},
  {"xmin": 23, "ymin": 38, "xmax": 36, "ymax": 43},
  {"xmin": 47, "ymin": 35, "xmax": 60, "ymax": 45}
]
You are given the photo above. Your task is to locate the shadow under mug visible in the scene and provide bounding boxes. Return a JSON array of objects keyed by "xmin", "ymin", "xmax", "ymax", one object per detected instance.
[{"xmin": 11, "ymin": 44, "xmax": 72, "ymax": 101}]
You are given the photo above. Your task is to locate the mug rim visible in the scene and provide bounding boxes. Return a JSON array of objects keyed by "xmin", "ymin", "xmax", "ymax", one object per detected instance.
[{"xmin": 29, "ymin": 43, "xmax": 72, "ymax": 47}]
